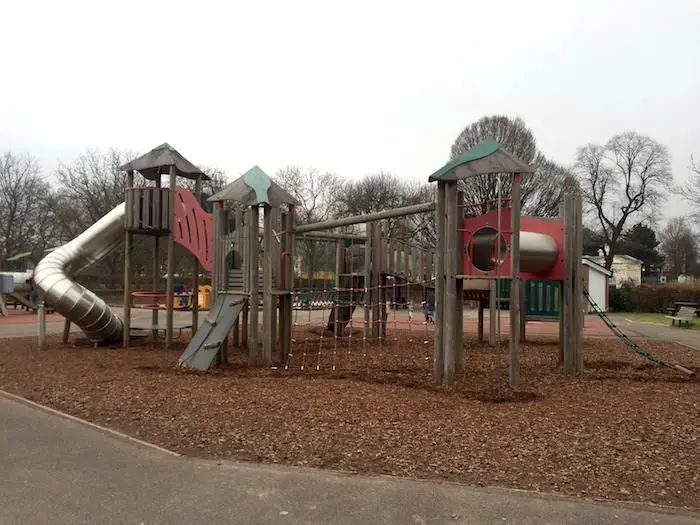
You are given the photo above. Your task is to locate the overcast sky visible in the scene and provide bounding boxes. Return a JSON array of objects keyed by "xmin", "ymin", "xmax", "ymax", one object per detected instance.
[{"xmin": 1, "ymin": 0, "xmax": 698, "ymax": 226}]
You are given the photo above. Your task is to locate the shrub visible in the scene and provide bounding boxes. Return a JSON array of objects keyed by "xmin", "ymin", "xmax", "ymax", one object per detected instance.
[{"xmin": 613, "ymin": 281, "xmax": 700, "ymax": 313}]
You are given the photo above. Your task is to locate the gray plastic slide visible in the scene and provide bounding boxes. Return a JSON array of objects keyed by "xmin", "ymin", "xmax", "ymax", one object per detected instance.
[{"xmin": 178, "ymin": 294, "xmax": 246, "ymax": 371}]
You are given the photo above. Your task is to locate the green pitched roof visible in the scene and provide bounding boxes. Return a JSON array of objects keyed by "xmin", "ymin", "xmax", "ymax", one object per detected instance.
[
  {"xmin": 428, "ymin": 138, "xmax": 534, "ymax": 182},
  {"xmin": 208, "ymin": 165, "xmax": 299, "ymax": 207}
]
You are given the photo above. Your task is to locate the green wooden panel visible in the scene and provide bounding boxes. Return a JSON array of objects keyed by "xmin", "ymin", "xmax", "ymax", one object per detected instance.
[{"xmin": 493, "ymin": 278, "xmax": 561, "ymax": 317}]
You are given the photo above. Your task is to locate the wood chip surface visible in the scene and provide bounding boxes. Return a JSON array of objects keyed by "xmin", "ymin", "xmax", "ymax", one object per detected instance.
[{"xmin": 1, "ymin": 331, "xmax": 698, "ymax": 509}]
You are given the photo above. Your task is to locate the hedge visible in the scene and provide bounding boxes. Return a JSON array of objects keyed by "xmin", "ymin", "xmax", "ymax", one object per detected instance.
[{"xmin": 611, "ymin": 280, "xmax": 700, "ymax": 313}]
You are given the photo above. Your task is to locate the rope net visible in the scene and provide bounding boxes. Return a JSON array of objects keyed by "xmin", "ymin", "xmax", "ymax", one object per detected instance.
[{"xmin": 286, "ymin": 228, "xmax": 435, "ymax": 374}]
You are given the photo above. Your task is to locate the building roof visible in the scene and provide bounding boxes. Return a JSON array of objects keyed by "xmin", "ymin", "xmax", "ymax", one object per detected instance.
[
  {"xmin": 208, "ymin": 165, "xmax": 299, "ymax": 207},
  {"xmin": 428, "ymin": 138, "xmax": 534, "ymax": 182},
  {"xmin": 582, "ymin": 256, "xmax": 613, "ymax": 276},
  {"xmin": 119, "ymin": 143, "xmax": 209, "ymax": 181}
]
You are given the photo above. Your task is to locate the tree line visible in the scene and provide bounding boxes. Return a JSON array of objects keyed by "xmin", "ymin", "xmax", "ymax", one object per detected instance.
[{"xmin": 1, "ymin": 114, "xmax": 697, "ymax": 285}]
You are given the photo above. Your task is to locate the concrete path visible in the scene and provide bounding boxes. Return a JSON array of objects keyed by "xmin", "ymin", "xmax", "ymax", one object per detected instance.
[
  {"xmin": 605, "ymin": 313, "xmax": 700, "ymax": 350},
  {"xmin": 1, "ymin": 395, "xmax": 697, "ymax": 525}
]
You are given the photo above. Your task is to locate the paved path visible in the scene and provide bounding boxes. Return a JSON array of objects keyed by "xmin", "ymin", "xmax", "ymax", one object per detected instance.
[
  {"xmin": 1, "ymin": 395, "xmax": 697, "ymax": 525},
  {"xmin": 606, "ymin": 314, "xmax": 700, "ymax": 350}
]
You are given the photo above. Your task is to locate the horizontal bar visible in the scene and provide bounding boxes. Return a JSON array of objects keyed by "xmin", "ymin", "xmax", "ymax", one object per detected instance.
[{"xmin": 295, "ymin": 202, "xmax": 435, "ymax": 234}]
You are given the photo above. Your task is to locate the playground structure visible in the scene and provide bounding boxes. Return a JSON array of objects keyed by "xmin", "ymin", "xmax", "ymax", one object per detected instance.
[
  {"xmin": 0, "ymin": 270, "xmax": 40, "ymax": 315},
  {"xmin": 33, "ymin": 144, "xmax": 214, "ymax": 349},
  {"xmin": 177, "ymin": 138, "xmax": 587, "ymax": 387},
  {"xmin": 34, "ymin": 138, "xmax": 689, "ymax": 387}
]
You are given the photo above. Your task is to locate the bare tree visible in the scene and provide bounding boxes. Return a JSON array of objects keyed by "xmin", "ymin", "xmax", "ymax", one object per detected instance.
[
  {"xmin": 449, "ymin": 115, "xmax": 571, "ymax": 217},
  {"xmin": 674, "ymin": 155, "xmax": 700, "ymax": 219},
  {"xmin": 575, "ymin": 131, "xmax": 672, "ymax": 269},
  {"xmin": 274, "ymin": 166, "xmax": 344, "ymax": 224},
  {"xmin": 52, "ymin": 148, "xmax": 139, "ymax": 286},
  {"xmin": 659, "ymin": 217, "xmax": 698, "ymax": 280},
  {"xmin": 0, "ymin": 152, "xmax": 56, "ymax": 264},
  {"xmin": 338, "ymin": 172, "xmax": 434, "ymax": 242}
]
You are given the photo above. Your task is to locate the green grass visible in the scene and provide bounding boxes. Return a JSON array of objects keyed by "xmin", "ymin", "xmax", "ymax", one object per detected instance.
[{"xmin": 624, "ymin": 312, "xmax": 700, "ymax": 330}]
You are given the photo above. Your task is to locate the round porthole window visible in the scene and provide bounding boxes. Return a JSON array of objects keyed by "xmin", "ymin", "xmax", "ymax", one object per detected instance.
[{"xmin": 466, "ymin": 226, "xmax": 508, "ymax": 272}]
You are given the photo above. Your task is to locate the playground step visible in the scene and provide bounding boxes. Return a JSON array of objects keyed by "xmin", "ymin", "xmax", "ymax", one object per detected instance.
[{"xmin": 227, "ymin": 269, "xmax": 266, "ymax": 290}]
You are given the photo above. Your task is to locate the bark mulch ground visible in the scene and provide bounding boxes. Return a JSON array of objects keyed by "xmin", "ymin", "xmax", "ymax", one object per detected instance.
[{"xmin": 0, "ymin": 330, "xmax": 698, "ymax": 509}]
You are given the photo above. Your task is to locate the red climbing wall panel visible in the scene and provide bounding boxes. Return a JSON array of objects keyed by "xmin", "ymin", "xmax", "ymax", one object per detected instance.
[{"xmin": 173, "ymin": 188, "xmax": 213, "ymax": 272}]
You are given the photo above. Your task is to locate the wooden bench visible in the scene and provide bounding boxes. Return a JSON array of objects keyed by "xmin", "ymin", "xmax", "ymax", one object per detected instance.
[{"xmin": 665, "ymin": 306, "xmax": 695, "ymax": 327}]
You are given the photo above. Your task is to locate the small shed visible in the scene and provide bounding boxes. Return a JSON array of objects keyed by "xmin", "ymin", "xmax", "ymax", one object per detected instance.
[{"xmin": 582, "ymin": 257, "xmax": 612, "ymax": 312}]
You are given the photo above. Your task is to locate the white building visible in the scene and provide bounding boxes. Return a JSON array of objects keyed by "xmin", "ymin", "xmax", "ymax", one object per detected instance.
[
  {"xmin": 582, "ymin": 258, "xmax": 613, "ymax": 312},
  {"xmin": 590, "ymin": 250, "xmax": 643, "ymax": 288}
]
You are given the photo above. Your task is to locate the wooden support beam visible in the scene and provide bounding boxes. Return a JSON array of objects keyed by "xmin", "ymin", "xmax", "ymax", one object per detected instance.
[
  {"xmin": 573, "ymin": 194, "xmax": 584, "ymax": 373},
  {"xmin": 152, "ymin": 176, "xmax": 161, "ymax": 343},
  {"xmin": 443, "ymin": 182, "xmax": 458, "ymax": 385},
  {"xmin": 489, "ymin": 279, "xmax": 497, "ymax": 347},
  {"xmin": 455, "ymin": 190, "xmax": 465, "ymax": 376},
  {"xmin": 282, "ymin": 206, "xmax": 295, "ymax": 362},
  {"xmin": 248, "ymin": 205, "xmax": 260, "ymax": 364},
  {"xmin": 241, "ymin": 208, "xmax": 250, "ymax": 348},
  {"xmin": 364, "ymin": 222, "xmax": 373, "ymax": 340},
  {"xmin": 262, "ymin": 204, "xmax": 274, "ymax": 365},
  {"xmin": 62, "ymin": 318, "xmax": 71, "ymax": 344},
  {"xmin": 165, "ymin": 165, "xmax": 177, "ymax": 350},
  {"xmin": 434, "ymin": 182, "xmax": 446, "ymax": 384},
  {"xmin": 232, "ymin": 208, "xmax": 243, "ymax": 347},
  {"xmin": 123, "ymin": 169, "xmax": 134, "ymax": 348},
  {"xmin": 509, "ymin": 173, "xmax": 522, "ymax": 388},
  {"xmin": 295, "ymin": 202, "xmax": 435, "ymax": 234}
]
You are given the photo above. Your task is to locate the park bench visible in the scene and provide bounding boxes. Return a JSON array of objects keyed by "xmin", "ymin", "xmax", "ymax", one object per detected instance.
[{"xmin": 665, "ymin": 305, "xmax": 695, "ymax": 327}]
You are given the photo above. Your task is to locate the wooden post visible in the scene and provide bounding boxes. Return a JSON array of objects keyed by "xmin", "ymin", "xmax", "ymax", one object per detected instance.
[
  {"xmin": 558, "ymin": 198, "xmax": 567, "ymax": 364},
  {"xmin": 364, "ymin": 222, "xmax": 373, "ymax": 340},
  {"xmin": 241, "ymin": 208, "xmax": 250, "ymax": 347},
  {"xmin": 455, "ymin": 190, "xmax": 465, "ymax": 376},
  {"xmin": 281, "ymin": 206, "xmax": 295, "ymax": 362},
  {"xmin": 334, "ymin": 239, "xmax": 343, "ymax": 337},
  {"xmin": 371, "ymin": 223, "xmax": 381, "ymax": 340},
  {"xmin": 434, "ymin": 182, "xmax": 446, "ymax": 384},
  {"xmin": 123, "ymin": 170, "xmax": 134, "ymax": 348},
  {"xmin": 562, "ymin": 195, "xmax": 574, "ymax": 374},
  {"xmin": 509, "ymin": 173, "xmax": 522, "ymax": 388},
  {"xmin": 152, "ymin": 178, "xmax": 161, "ymax": 343},
  {"xmin": 443, "ymin": 182, "xmax": 458, "ymax": 385},
  {"xmin": 248, "ymin": 205, "xmax": 260, "ymax": 364},
  {"xmin": 165, "ymin": 165, "xmax": 177, "ymax": 350},
  {"xmin": 489, "ymin": 279, "xmax": 497, "ymax": 346},
  {"xmin": 38, "ymin": 300, "xmax": 46, "ymax": 350},
  {"xmin": 519, "ymin": 280, "xmax": 527, "ymax": 341},
  {"xmin": 62, "ymin": 318, "xmax": 71, "ymax": 344},
  {"xmin": 262, "ymin": 204, "xmax": 273, "ymax": 365},
  {"xmin": 478, "ymin": 300, "xmax": 484, "ymax": 342},
  {"xmin": 573, "ymin": 194, "xmax": 584, "ymax": 373},
  {"xmin": 191, "ymin": 174, "xmax": 202, "ymax": 335},
  {"xmin": 232, "ymin": 208, "xmax": 243, "ymax": 347}
]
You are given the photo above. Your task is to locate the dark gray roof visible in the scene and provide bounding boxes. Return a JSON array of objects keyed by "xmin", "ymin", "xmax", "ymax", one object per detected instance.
[
  {"xmin": 120, "ymin": 143, "xmax": 209, "ymax": 181},
  {"xmin": 208, "ymin": 165, "xmax": 299, "ymax": 206},
  {"xmin": 428, "ymin": 138, "xmax": 534, "ymax": 182}
]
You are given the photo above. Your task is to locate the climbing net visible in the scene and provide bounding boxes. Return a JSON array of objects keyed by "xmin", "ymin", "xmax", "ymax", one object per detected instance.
[{"xmin": 286, "ymin": 229, "xmax": 436, "ymax": 374}]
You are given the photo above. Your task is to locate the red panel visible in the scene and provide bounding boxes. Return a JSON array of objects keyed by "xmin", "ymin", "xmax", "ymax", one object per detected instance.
[
  {"xmin": 173, "ymin": 188, "xmax": 214, "ymax": 272},
  {"xmin": 461, "ymin": 209, "xmax": 564, "ymax": 280}
]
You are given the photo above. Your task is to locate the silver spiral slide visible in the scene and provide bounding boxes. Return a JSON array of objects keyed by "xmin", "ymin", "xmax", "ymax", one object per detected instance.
[{"xmin": 33, "ymin": 203, "xmax": 126, "ymax": 343}]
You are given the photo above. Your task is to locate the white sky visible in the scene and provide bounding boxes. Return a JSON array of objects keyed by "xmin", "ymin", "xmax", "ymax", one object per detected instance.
[{"xmin": 1, "ymin": 0, "xmax": 698, "ymax": 226}]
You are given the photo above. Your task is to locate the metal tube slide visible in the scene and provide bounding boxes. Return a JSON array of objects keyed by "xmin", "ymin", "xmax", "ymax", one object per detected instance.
[
  {"xmin": 519, "ymin": 231, "xmax": 559, "ymax": 273},
  {"xmin": 33, "ymin": 203, "xmax": 126, "ymax": 343}
]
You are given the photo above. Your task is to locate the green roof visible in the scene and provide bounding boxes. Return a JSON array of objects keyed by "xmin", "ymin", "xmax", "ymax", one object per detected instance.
[
  {"xmin": 428, "ymin": 138, "xmax": 534, "ymax": 182},
  {"xmin": 5, "ymin": 246, "xmax": 59, "ymax": 262}
]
